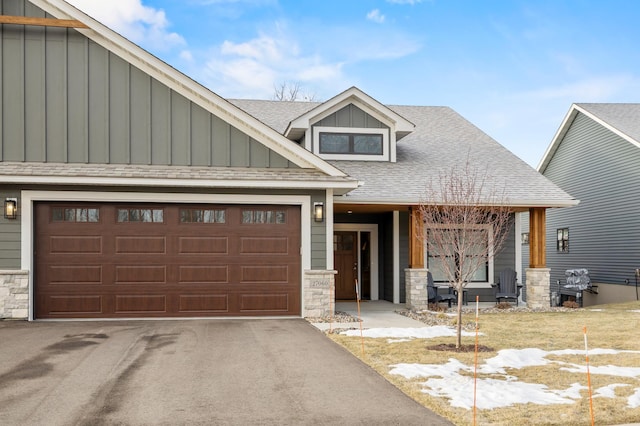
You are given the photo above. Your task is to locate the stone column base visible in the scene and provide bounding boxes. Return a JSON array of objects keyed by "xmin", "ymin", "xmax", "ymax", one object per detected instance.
[
  {"xmin": 405, "ymin": 268, "xmax": 429, "ymax": 311},
  {"xmin": 526, "ymin": 268, "xmax": 550, "ymax": 309},
  {"xmin": 0, "ymin": 270, "xmax": 29, "ymax": 319},
  {"xmin": 303, "ymin": 270, "xmax": 336, "ymax": 317}
]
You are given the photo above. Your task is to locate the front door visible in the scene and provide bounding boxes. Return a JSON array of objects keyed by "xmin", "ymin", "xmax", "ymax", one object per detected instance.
[{"xmin": 334, "ymin": 231, "xmax": 357, "ymax": 300}]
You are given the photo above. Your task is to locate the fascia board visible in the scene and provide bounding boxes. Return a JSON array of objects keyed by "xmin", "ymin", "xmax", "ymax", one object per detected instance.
[
  {"xmin": 538, "ymin": 103, "xmax": 640, "ymax": 173},
  {"xmin": 537, "ymin": 104, "xmax": 579, "ymax": 173},
  {"xmin": 30, "ymin": 0, "xmax": 347, "ymax": 178},
  {"xmin": 0, "ymin": 174, "xmax": 359, "ymax": 193},
  {"xmin": 335, "ymin": 198, "xmax": 580, "ymax": 209}
]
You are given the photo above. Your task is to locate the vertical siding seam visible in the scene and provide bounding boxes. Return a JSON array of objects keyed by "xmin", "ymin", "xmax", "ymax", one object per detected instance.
[
  {"xmin": 0, "ymin": 18, "xmax": 3, "ymax": 161},
  {"xmin": 105, "ymin": 51, "xmax": 110, "ymax": 163},
  {"xmin": 208, "ymin": 112, "xmax": 213, "ymax": 166},
  {"xmin": 127, "ymin": 64, "xmax": 131, "ymax": 163},
  {"xmin": 83, "ymin": 35, "xmax": 89, "ymax": 163},
  {"xmin": 21, "ymin": 16, "xmax": 26, "ymax": 161},
  {"xmin": 225, "ymin": 122, "xmax": 230, "ymax": 166},
  {"xmin": 147, "ymin": 75, "xmax": 152, "ymax": 165},
  {"xmin": 167, "ymin": 88, "xmax": 172, "ymax": 165},
  {"xmin": 187, "ymin": 102, "xmax": 192, "ymax": 166},
  {"xmin": 63, "ymin": 27, "xmax": 68, "ymax": 162}
]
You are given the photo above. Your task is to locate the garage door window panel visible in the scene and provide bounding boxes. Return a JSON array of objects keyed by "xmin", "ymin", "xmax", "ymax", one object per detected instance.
[
  {"xmin": 242, "ymin": 209, "xmax": 286, "ymax": 224},
  {"xmin": 180, "ymin": 209, "xmax": 226, "ymax": 223},
  {"xmin": 117, "ymin": 208, "xmax": 164, "ymax": 223},
  {"xmin": 52, "ymin": 207, "xmax": 100, "ymax": 223}
]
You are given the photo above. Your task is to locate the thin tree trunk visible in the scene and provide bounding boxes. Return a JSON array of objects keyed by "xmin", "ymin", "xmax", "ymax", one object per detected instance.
[{"xmin": 456, "ymin": 283, "xmax": 463, "ymax": 348}]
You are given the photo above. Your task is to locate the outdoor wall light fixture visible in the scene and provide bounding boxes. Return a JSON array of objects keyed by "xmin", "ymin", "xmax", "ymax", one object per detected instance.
[
  {"xmin": 314, "ymin": 202, "xmax": 324, "ymax": 222},
  {"xmin": 4, "ymin": 198, "xmax": 17, "ymax": 219}
]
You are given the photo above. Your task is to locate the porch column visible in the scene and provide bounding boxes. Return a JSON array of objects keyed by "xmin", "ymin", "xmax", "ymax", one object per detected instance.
[
  {"xmin": 526, "ymin": 207, "xmax": 550, "ymax": 309},
  {"xmin": 408, "ymin": 207, "xmax": 424, "ymax": 268}
]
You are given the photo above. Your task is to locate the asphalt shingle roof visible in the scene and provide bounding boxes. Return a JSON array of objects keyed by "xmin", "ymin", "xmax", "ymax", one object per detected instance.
[{"xmin": 230, "ymin": 99, "xmax": 577, "ymax": 208}]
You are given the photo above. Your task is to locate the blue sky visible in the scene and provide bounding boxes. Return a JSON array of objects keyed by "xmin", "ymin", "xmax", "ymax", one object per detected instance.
[{"xmin": 67, "ymin": 0, "xmax": 640, "ymax": 167}]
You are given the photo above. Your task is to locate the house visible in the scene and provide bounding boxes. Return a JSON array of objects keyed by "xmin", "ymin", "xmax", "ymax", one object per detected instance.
[
  {"xmin": 527, "ymin": 103, "xmax": 640, "ymax": 306},
  {"xmin": 0, "ymin": 0, "xmax": 576, "ymax": 320}
]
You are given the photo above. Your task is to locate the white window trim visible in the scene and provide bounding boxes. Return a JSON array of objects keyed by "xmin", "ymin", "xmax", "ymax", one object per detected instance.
[
  {"xmin": 422, "ymin": 223, "xmax": 495, "ymax": 288},
  {"xmin": 21, "ymin": 190, "xmax": 312, "ymax": 320},
  {"xmin": 312, "ymin": 126, "xmax": 390, "ymax": 161}
]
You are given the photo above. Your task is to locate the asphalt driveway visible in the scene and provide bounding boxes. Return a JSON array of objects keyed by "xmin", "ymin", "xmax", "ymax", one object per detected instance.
[{"xmin": 0, "ymin": 319, "xmax": 451, "ymax": 425}]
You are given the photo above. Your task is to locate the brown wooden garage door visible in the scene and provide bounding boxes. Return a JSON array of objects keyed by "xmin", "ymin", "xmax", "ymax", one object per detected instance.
[{"xmin": 35, "ymin": 202, "xmax": 301, "ymax": 319}]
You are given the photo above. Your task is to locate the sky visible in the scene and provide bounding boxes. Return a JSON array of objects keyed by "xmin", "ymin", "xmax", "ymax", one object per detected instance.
[
  {"xmin": 65, "ymin": 0, "xmax": 640, "ymax": 168},
  {"xmin": 340, "ymin": 326, "xmax": 640, "ymax": 410}
]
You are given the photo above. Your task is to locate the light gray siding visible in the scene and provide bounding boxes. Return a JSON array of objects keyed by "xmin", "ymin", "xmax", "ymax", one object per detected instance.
[
  {"xmin": 543, "ymin": 112, "xmax": 640, "ymax": 287},
  {"xmin": 0, "ymin": 0, "xmax": 294, "ymax": 168},
  {"xmin": 0, "ymin": 188, "xmax": 21, "ymax": 269},
  {"xmin": 316, "ymin": 104, "xmax": 388, "ymax": 129}
]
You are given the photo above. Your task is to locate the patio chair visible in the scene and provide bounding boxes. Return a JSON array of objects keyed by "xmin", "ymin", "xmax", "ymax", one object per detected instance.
[
  {"xmin": 491, "ymin": 268, "xmax": 522, "ymax": 306},
  {"xmin": 427, "ymin": 271, "xmax": 457, "ymax": 308}
]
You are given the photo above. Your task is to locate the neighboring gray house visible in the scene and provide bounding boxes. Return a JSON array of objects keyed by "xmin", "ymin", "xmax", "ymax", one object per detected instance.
[
  {"xmin": 0, "ymin": 0, "xmax": 576, "ymax": 320},
  {"xmin": 525, "ymin": 103, "xmax": 640, "ymax": 306}
]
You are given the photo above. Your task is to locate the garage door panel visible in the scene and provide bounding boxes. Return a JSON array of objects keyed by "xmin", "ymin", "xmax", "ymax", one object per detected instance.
[
  {"xmin": 115, "ymin": 265, "xmax": 167, "ymax": 284},
  {"xmin": 178, "ymin": 237, "xmax": 228, "ymax": 254},
  {"xmin": 35, "ymin": 203, "xmax": 301, "ymax": 318},
  {"xmin": 241, "ymin": 265, "xmax": 289, "ymax": 283},
  {"xmin": 115, "ymin": 295, "xmax": 167, "ymax": 313},
  {"xmin": 46, "ymin": 295, "xmax": 103, "ymax": 314},
  {"xmin": 179, "ymin": 294, "xmax": 228, "ymax": 313},
  {"xmin": 240, "ymin": 294, "xmax": 289, "ymax": 313},
  {"xmin": 49, "ymin": 265, "xmax": 102, "ymax": 284},
  {"xmin": 115, "ymin": 236, "xmax": 166, "ymax": 254},
  {"xmin": 240, "ymin": 237, "xmax": 289, "ymax": 254},
  {"xmin": 50, "ymin": 236, "xmax": 103, "ymax": 254},
  {"xmin": 179, "ymin": 265, "xmax": 228, "ymax": 283}
]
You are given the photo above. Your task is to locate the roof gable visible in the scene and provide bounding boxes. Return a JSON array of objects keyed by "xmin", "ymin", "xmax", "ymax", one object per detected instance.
[
  {"xmin": 284, "ymin": 87, "xmax": 415, "ymax": 141},
  {"xmin": 538, "ymin": 103, "xmax": 640, "ymax": 173},
  {"xmin": 28, "ymin": 0, "xmax": 347, "ymax": 177}
]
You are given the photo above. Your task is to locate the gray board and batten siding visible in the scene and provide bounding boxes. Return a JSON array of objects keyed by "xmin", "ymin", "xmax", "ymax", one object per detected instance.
[
  {"xmin": 314, "ymin": 104, "xmax": 389, "ymax": 129},
  {"xmin": 538, "ymin": 111, "xmax": 640, "ymax": 289},
  {"xmin": 0, "ymin": 0, "xmax": 293, "ymax": 168}
]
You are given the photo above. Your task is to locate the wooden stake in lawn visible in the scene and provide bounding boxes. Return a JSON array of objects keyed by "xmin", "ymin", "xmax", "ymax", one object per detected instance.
[
  {"xmin": 329, "ymin": 277, "xmax": 334, "ymax": 333},
  {"xmin": 583, "ymin": 326, "xmax": 595, "ymax": 426},
  {"xmin": 355, "ymin": 279, "xmax": 365, "ymax": 357},
  {"xmin": 473, "ymin": 295, "xmax": 479, "ymax": 426}
]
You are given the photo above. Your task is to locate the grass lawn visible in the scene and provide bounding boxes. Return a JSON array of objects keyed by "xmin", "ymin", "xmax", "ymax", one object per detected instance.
[{"xmin": 327, "ymin": 301, "xmax": 640, "ymax": 426}]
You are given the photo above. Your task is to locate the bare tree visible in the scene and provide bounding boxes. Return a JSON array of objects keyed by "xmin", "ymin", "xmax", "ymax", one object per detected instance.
[
  {"xmin": 418, "ymin": 160, "xmax": 513, "ymax": 348},
  {"xmin": 272, "ymin": 81, "xmax": 318, "ymax": 102}
]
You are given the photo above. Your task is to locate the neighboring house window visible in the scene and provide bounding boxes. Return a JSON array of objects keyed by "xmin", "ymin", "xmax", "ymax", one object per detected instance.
[
  {"xmin": 319, "ymin": 132, "xmax": 383, "ymax": 155},
  {"xmin": 557, "ymin": 228, "xmax": 569, "ymax": 252},
  {"xmin": 180, "ymin": 209, "xmax": 226, "ymax": 223},
  {"xmin": 52, "ymin": 207, "xmax": 100, "ymax": 223},
  {"xmin": 312, "ymin": 126, "xmax": 389, "ymax": 161},
  {"xmin": 425, "ymin": 227, "xmax": 489, "ymax": 283},
  {"xmin": 521, "ymin": 233, "xmax": 529, "ymax": 245},
  {"xmin": 117, "ymin": 208, "xmax": 164, "ymax": 223}
]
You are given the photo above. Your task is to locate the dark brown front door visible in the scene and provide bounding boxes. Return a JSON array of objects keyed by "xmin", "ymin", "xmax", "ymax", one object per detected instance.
[
  {"xmin": 334, "ymin": 231, "xmax": 357, "ymax": 300},
  {"xmin": 35, "ymin": 202, "xmax": 301, "ymax": 318}
]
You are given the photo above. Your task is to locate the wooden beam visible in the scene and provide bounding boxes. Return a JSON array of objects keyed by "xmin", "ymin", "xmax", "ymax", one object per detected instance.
[
  {"xmin": 0, "ymin": 15, "xmax": 89, "ymax": 29},
  {"xmin": 529, "ymin": 207, "xmax": 546, "ymax": 268},
  {"xmin": 409, "ymin": 207, "xmax": 425, "ymax": 268}
]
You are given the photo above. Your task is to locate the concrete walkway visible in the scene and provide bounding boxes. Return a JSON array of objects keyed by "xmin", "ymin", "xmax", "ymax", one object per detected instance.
[{"xmin": 311, "ymin": 300, "xmax": 427, "ymax": 330}]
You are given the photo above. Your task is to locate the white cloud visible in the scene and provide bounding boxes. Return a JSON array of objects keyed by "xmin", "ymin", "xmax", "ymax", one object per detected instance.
[
  {"xmin": 367, "ymin": 9, "xmax": 386, "ymax": 24},
  {"xmin": 199, "ymin": 29, "xmax": 348, "ymax": 99},
  {"xmin": 67, "ymin": 0, "xmax": 185, "ymax": 51}
]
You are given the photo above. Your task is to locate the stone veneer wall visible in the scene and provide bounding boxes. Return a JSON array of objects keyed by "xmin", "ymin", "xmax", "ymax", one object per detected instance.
[
  {"xmin": 303, "ymin": 270, "xmax": 336, "ymax": 317},
  {"xmin": 405, "ymin": 268, "xmax": 429, "ymax": 311},
  {"xmin": 0, "ymin": 270, "xmax": 29, "ymax": 319},
  {"xmin": 526, "ymin": 268, "xmax": 550, "ymax": 309}
]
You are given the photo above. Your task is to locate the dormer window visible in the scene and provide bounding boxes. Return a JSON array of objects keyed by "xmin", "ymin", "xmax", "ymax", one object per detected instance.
[
  {"xmin": 313, "ymin": 126, "xmax": 389, "ymax": 161},
  {"xmin": 319, "ymin": 132, "xmax": 383, "ymax": 155}
]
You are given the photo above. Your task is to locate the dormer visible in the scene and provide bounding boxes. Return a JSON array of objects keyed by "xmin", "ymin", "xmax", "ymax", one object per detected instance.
[{"xmin": 284, "ymin": 87, "xmax": 415, "ymax": 162}]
